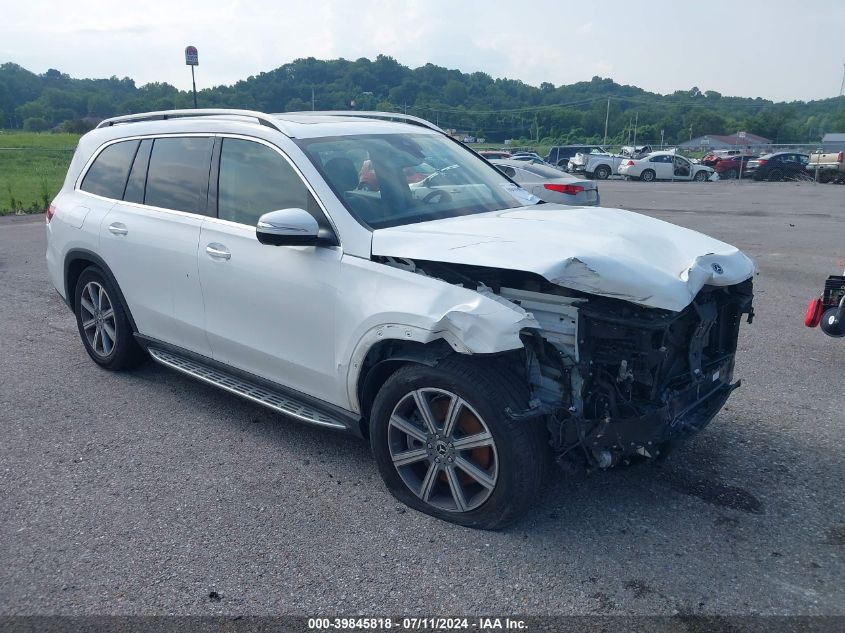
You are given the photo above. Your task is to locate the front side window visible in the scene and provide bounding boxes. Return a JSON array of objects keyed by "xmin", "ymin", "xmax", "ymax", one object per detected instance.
[
  {"xmin": 80, "ymin": 140, "xmax": 140, "ymax": 199},
  {"xmin": 144, "ymin": 137, "xmax": 213, "ymax": 214},
  {"xmin": 296, "ymin": 133, "xmax": 540, "ymax": 230},
  {"xmin": 217, "ymin": 138, "xmax": 322, "ymax": 227}
]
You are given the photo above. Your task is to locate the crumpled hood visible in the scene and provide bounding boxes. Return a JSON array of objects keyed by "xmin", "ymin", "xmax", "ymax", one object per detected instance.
[{"xmin": 371, "ymin": 205, "xmax": 756, "ymax": 312}]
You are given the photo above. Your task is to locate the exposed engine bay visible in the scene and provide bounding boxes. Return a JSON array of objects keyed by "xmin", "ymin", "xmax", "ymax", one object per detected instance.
[{"xmin": 382, "ymin": 257, "xmax": 755, "ymax": 471}]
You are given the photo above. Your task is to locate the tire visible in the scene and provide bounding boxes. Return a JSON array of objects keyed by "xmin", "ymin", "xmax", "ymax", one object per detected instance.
[
  {"xmin": 594, "ymin": 165, "xmax": 611, "ymax": 180},
  {"xmin": 723, "ymin": 169, "xmax": 737, "ymax": 180},
  {"xmin": 74, "ymin": 266, "xmax": 147, "ymax": 370},
  {"xmin": 767, "ymin": 169, "xmax": 783, "ymax": 182},
  {"xmin": 369, "ymin": 358, "xmax": 549, "ymax": 530},
  {"xmin": 693, "ymin": 170, "xmax": 709, "ymax": 182},
  {"xmin": 640, "ymin": 169, "xmax": 656, "ymax": 182}
]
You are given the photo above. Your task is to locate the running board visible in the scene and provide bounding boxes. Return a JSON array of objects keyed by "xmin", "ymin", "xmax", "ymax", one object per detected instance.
[{"xmin": 148, "ymin": 347, "xmax": 349, "ymax": 430}]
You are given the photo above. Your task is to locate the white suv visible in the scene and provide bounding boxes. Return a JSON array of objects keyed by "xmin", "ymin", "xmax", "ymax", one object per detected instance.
[{"xmin": 46, "ymin": 109, "xmax": 756, "ymax": 529}]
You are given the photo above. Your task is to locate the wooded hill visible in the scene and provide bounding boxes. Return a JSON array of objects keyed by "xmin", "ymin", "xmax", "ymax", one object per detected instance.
[{"xmin": 2, "ymin": 56, "xmax": 844, "ymax": 145}]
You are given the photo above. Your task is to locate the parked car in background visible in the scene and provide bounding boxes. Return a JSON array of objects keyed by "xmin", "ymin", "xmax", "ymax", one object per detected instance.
[
  {"xmin": 565, "ymin": 147, "xmax": 610, "ymax": 173},
  {"xmin": 491, "ymin": 159, "xmax": 599, "ymax": 206},
  {"xmin": 511, "ymin": 151, "xmax": 545, "ymax": 162},
  {"xmin": 358, "ymin": 159, "xmax": 431, "ymax": 191},
  {"xmin": 510, "ymin": 155, "xmax": 548, "ymax": 165},
  {"xmin": 702, "ymin": 149, "xmax": 751, "ymax": 166},
  {"xmin": 745, "ymin": 152, "xmax": 809, "ymax": 181},
  {"xmin": 712, "ymin": 155, "xmax": 755, "ymax": 179},
  {"xmin": 545, "ymin": 145, "xmax": 605, "ymax": 168},
  {"xmin": 805, "ymin": 151, "xmax": 845, "ymax": 183},
  {"xmin": 620, "ymin": 145, "xmax": 653, "ymax": 159},
  {"xmin": 478, "ymin": 150, "xmax": 511, "ymax": 160},
  {"xmin": 617, "ymin": 151, "xmax": 715, "ymax": 182},
  {"xmin": 577, "ymin": 152, "xmax": 628, "ymax": 180}
]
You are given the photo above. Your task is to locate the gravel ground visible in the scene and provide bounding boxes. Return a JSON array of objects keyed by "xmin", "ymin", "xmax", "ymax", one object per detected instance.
[{"xmin": 0, "ymin": 179, "xmax": 843, "ymax": 617}]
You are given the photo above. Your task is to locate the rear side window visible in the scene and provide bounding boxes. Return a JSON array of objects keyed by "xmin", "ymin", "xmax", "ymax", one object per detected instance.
[
  {"xmin": 217, "ymin": 138, "xmax": 322, "ymax": 227},
  {"xmin": 80, "ymin": 140, "xmax": 140, "ymax": 199},
  {"xmin": 144, "ymin": 137, "xmax": 214, "ymax": 214}
]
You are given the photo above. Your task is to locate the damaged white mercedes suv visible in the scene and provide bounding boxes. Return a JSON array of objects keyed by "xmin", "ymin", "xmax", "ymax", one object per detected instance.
[{"xmin": 46, "ymin": 110, "xmax": 755, "ymax": 529}]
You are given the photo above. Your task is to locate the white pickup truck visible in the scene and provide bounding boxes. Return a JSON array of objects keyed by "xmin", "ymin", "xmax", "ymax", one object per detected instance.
[
  {"xmin": 806, "ymin": 151, "xmax": 845, "ymax": 183},
  {"xmin": 568, "ymin": 145, "xmax": 654, "ymax": 180}
]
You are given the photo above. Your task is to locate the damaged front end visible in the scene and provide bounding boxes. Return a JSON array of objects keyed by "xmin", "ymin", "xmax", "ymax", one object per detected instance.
[
  {"xmin": 525, "ymin": 281, "xmax": 754, "ymax": 471},
  {"xmin": 402, "ymin": 259, "xmax": 754, "ymax": 472}
]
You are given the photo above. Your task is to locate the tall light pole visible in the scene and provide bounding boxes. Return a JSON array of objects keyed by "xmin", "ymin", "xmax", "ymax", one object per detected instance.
[{"xmin": 603, "ymin": 98, "xmax": 610, "ymax": 146}]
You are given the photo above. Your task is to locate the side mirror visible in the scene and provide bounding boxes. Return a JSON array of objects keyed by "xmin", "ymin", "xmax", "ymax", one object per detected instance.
[{"xmin": 256, "ymin": 208, "xmax": 331, "ymax": 247}]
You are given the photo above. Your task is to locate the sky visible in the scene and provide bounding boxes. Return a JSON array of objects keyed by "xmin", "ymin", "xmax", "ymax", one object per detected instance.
[{"xmin": 1, "ymin": 0, "xmax": 844, "ymax": 102}]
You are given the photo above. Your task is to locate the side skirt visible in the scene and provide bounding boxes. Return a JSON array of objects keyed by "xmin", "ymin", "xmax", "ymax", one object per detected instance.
[{"xmin": 137, "ymin": 336, "xmax": 361, "ymax": 435}]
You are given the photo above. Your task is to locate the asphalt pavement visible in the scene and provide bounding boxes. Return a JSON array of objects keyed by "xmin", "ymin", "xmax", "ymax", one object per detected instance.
[{"xmin": 0, "ymin": 179, "xmax": 843, "ymax": 617}]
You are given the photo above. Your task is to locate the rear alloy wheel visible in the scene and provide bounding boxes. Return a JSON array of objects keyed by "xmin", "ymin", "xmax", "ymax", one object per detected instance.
[
  {"xmin": 640, "ymin": 169, "xmax": 656, "ymax": 182},
  {"xmin": 694, "ymin": 170, "xmax": 709, "ymax": 182},
  {"xmin": 370, "ymin": 359, "xmax": 549, "ymax": 529},
  {"xmin": 74, "ymin": 267, "xmax": 146, "ymax": 370},
  {"xmin": 594, "ymin": 165, "xmax": 611, "ymax": 180}
]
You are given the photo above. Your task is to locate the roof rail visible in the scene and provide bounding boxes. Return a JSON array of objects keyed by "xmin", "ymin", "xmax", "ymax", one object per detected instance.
[
  {"xmin": 283, "ymin": 110, "xmax": 445, "ymax": 134},
  {"xmin": 95, "ymin": 109, "xmax": 286, "ymax": 133}
]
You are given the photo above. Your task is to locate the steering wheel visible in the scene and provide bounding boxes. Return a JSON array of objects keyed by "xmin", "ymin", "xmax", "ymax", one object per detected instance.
[{"xmin": 422, "ymin": 189, "xmax": 452, "ymax": 204}]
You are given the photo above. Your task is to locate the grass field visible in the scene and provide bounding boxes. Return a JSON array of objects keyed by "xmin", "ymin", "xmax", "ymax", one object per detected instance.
[{"xmin": 0, "ymin": 132, "xmax": 80, "ymax": 215}]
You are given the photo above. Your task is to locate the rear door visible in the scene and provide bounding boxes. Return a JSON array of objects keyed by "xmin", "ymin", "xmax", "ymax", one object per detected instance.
[
  {"xmin": 98, "ymin": 135, "xmax": 214, "ymax": 356},
  {"xmin": 649, "ymin": 154, "xmax": 673, "ymax": 179}
]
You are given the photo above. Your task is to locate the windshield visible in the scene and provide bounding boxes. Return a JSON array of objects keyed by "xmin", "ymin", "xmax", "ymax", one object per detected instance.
[{"xmin": 295, "ymin": 133, "xmax": 539, "ymax": 229}]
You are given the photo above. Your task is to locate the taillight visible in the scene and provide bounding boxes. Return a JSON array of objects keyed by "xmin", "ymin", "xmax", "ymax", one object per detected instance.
[
  {"xmin": 544, "ymin": 183, "xmax": 585, "ymax": 195},
  {"xmin": 626, "ymin": 160, "xmax": 635, "ymax": 166},
  {"xmin": 46, "ymin": 204, "xmax": 56, "ymax": 223},
  {"xmin": 757, "ymin": 159, "xmax": 767, "ymax": 166},
  {"xmin": 804, "ymin": 298, "xmax": 824, "ymax": 327}
]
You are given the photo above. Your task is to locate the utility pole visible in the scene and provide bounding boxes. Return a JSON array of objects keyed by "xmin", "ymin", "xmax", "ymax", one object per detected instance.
[
  {"xmin": 632, "ymin": 111, "xmax": 638, "ymax": 147},
  {"xmin": 603, "ymin": 98, "xmax": 610, "ymax": 146},
  {"xmin": 660, "ymin": 129, "xmax": 665, "ymax": 149},
  {"xmin": 311, "ymin": 86, "xmax": 315, "ymax": 111},
  {"xmin": 840, "ymin": 62, "xmax": 845, "ymax": 96}
]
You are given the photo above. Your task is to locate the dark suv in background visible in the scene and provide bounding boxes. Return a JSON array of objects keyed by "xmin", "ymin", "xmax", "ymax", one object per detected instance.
[{"xmin": 545, "ymin": 145, "xmax": 605, "ymax": 167}]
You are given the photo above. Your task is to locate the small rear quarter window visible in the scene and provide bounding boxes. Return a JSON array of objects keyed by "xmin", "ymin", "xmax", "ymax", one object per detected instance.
[{"xmin": 80, "ymin": 140, "xmax": 140, "ymax": 199}]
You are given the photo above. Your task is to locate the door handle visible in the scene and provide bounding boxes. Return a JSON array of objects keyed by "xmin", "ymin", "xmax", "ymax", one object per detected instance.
[
  {"xmin": 108, "ymin": 222, "xmax": 128, "ymax": 236},
  {"xmin": 205, "ymin": 243, "xmax": 231, "ymax": 260}
]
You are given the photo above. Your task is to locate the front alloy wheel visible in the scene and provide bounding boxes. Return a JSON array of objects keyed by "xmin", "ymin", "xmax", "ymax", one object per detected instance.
[
  {"xmin": 370, "ymin": 359, "xmax": 549, "ymax": 529},
  {"xmin": 388, "ymin": 388, "xmax": 498, "ymax": 513}
]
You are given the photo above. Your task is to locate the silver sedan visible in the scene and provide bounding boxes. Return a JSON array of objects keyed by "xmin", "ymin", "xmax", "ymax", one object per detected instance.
[{"xmin": 490, "ymin": 159, "xmax": 599, "ymax": 206}]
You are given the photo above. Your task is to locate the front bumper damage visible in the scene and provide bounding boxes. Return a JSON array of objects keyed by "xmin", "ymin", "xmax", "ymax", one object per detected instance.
[{"xmin": 519, "ymin": 279, "xmax": 754, "ymax": 470}]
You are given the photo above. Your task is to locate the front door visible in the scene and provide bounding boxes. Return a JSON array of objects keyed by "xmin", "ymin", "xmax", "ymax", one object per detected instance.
[
  {"xmin": 197, "ymin": 137, "xmax": 342, "ymax": 403},
  {"xmin": 673, "ymin": 156, "xmax": 693, "ymax": 180}
]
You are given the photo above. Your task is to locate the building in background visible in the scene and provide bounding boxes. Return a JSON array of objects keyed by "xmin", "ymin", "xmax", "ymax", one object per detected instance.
[
  {"xmin": 679, "ymin": 133, "xmax": 771, "ymax": 152},
  {"xmin": 821, "ymin": 133, "xmax": 845, "ymax": 152}
]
